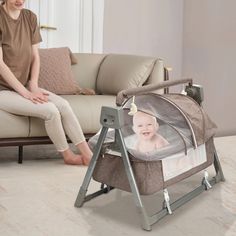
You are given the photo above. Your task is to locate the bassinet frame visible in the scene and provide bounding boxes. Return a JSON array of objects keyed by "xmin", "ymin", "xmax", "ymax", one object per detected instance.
[{"xmin": 74, "ymin": 79, "xmax": 225, "ymax": 231}]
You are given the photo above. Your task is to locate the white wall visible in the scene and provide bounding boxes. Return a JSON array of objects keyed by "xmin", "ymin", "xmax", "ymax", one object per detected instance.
[
  {"xmin": 103, "ymin": 0, "xmax": 236, "ymax": 136},
  {"xmin": 103, "ymin": 0, "xmax": 184, "ymax": 80},
  {"xmin": 182, "ymin": 0, "xmax": 236, "ymax": 136}
]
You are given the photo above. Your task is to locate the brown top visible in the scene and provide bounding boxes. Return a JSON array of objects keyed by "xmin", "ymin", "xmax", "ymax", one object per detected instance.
[{"xmin": 0, "ymin": 5, "xmax": 42, "ymax": 91}]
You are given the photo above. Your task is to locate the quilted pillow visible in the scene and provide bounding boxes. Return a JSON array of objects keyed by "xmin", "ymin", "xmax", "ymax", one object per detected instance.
[{"xmin": 38, "ymin": 47, "xmax": 80, "ymax": 95}]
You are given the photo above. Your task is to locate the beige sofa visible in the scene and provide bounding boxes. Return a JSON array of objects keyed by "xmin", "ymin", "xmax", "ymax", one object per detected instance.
[{"xmin": 0, "ymin": 53, "xmax": 167, "ymax": 163}]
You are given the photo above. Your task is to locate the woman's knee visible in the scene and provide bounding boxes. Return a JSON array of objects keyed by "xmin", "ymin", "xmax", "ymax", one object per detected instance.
[
  {"xmin": 56, "ymin": 99, "xmax": 73, "ymax": 113},
  {"xmin": 43, "ymin": 103, "xmax": 61, "ymax": 120}
]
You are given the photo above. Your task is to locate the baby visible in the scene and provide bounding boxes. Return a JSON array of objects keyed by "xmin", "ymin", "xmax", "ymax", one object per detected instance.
[{"xmin": 132, "ymin": 111, "xmax": 169, "ymax": 153}]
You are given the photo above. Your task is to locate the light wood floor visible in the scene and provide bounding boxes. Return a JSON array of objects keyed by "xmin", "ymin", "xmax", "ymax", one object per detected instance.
[{"xmin": 0, "ymin": 136, "xmax": 235, "ymax": 236}]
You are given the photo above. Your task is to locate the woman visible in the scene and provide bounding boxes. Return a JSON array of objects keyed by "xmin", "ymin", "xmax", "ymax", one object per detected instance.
[{"xmin": 0, "ymin": 0, "xmax": 92, "ymax": 165}]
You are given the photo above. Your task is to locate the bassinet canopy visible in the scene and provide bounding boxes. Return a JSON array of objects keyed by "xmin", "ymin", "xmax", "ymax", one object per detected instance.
[{"xmin": 120, "ymin": 93, "xmax": 217, "ymax": 161}]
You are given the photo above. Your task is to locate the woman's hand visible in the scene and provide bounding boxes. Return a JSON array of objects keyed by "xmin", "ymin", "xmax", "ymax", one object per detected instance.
[
  {"xmin": 27, "ymin": 81, "xmax": 49, "ymax": 104},
  {"xmin": 25, "ymin": 44, "xmax": 49, "ymax": 104},
  {"xmin": 21, "ymin": 86, "xmax": 49, "ymax": 104}
]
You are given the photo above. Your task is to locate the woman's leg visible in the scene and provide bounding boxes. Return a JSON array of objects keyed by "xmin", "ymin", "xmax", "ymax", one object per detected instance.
[
  {"xmin": 0, "ymin": 90, "xmax": 83, "ymax": 165},
  {"xmin": 75, "ymin": 142, "xmax": 93, "ymax": 165},
  {"xmin": 40, "ymin": 89, "xmax": 92, "ymax": 165}
]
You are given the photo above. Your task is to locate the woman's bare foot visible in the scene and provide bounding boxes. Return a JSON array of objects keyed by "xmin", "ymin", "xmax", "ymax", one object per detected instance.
[
  {"xmin": 82, "ymin": 155, "xmax": 92, "ymax": 166},
  {"xmin": 76, "ymin": 141, "xmax": 93, "ymax": 166},
  {"xmin": 62, "ymin": 149, "xmax": 83, "ymax": 165}
]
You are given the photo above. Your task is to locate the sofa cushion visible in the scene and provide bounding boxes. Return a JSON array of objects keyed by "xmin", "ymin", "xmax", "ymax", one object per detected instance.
[
  {"xmin": 0, "ymin": 110, "xmax": 29, "ymax": 138},
  {"xmin": 96, "ymin": 54, "xmax": 156, "ymax": 95},
  {"xmin": 72, "ymin": 53, "xmax": 106, "ymax": 91},
  {"xmin": 146, "ymin": 59, "xmax": 164, "ymax": 85},
  {"xmin": 38, "ymin": 47, "xmax": 81, "ymax": 95},
  {"xmin": 144, "ymin": 58, "xmax": 165, "ymax": 94}
]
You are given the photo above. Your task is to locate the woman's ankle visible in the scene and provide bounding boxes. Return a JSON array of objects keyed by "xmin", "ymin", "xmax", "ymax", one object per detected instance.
[
  {"xmin": 61, "ymin": 148, "xmax": 72, "ymax": 159},
  {"xmin": 82, "ymin": 154, "xmax": 92, "ymax": 166},
  {"xmin": 76, "ymin": 141, "xmax": 93, "ymax": 165},
  {"xmin": 61, "ymin": 149, "xmax": 83, "ymax": 165}
]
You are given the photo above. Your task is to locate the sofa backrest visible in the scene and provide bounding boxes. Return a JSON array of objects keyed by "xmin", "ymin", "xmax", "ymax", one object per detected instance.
[
  {"xmin": 72, "ymin": 53, "xmax": 165, "ymax": 95},
  {"xmin": 72, "ymin": 53, "xmax": 106, "ymax": 91}
]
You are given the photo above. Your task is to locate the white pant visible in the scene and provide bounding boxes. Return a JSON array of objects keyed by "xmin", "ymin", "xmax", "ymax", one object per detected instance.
[{"xmin": 0, "ymin": 89, "xmax": 85, "ymax": 151}]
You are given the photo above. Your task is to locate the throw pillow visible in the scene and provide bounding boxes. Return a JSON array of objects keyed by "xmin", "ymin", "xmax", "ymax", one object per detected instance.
[{"xmin": 38, "ymin": 47, "xmax": 80, "ymax": 95}]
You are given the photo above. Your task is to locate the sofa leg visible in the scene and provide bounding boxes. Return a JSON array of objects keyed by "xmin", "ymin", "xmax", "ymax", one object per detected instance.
[{"xmin": 18, "ymin": 146, "xmax": 23, "ymax": 164}]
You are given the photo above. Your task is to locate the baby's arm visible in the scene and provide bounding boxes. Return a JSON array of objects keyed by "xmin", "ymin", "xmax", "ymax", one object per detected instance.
[{"xmin": 156, "ymin": 134, "xmax": 169, "ymax": 148}]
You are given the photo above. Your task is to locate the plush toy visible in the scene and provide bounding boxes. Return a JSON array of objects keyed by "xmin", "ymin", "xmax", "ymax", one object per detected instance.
[{"xmin": 128, "ymin": 96, "xmax": 138, "ymax": 115}]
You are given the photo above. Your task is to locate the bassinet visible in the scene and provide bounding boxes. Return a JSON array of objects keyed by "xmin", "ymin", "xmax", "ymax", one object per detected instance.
[{"xmin": 74, "ymin": 79, "xmax": 225, "ymax": 231}]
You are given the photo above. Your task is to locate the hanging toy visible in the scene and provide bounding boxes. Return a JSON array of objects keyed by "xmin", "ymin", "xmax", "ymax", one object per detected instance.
[{"xmin": 128, "ymin": 96, "xmax": 138, "ymax": 116}]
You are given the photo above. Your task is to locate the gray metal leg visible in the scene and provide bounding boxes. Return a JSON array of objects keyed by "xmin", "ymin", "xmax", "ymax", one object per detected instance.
[
  {"xmin": 74, "ymin": 127, "xmax": 108, "ymax": 207},
  {"xmin": 211, "ymin": 142, "xmax": 225, "ymax": 182},
  {"xmin": 116, "ymin": 129, "xmax": 151, "ymax": 231},
  {"xmin": 213, "ymin": 148, "xmax": 225, "ymax": 182}
]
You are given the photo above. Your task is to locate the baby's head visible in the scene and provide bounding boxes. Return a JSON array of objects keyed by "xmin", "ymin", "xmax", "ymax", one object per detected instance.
[{"xmin": 132, "ymin": 111, "xmax": 159, "ymax": 140}]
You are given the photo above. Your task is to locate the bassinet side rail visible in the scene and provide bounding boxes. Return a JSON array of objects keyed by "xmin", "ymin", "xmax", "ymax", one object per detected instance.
[{"xmin": 116, "ymin": 78, "xmax": 193, "ymax": 106}]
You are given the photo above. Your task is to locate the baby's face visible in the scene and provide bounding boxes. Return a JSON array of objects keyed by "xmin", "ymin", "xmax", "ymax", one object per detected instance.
[{"xmin": 133, "ymin": 112, "xmax": 158, "ymax": 140}]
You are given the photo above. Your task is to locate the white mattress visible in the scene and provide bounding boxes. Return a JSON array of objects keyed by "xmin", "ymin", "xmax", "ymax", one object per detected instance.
[{"xmin": 162, "ymin": 144, "xmax": 207, "ymax": 181}]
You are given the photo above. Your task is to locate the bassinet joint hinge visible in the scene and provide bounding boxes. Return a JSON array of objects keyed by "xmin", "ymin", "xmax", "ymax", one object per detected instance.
[
  {"xmin": 202, "ymin": 170, "xmax": 212, "ymax": 190},
  {"xmin": 163, "ymin": 189, "xmax": 172, "ymax": 215}
]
